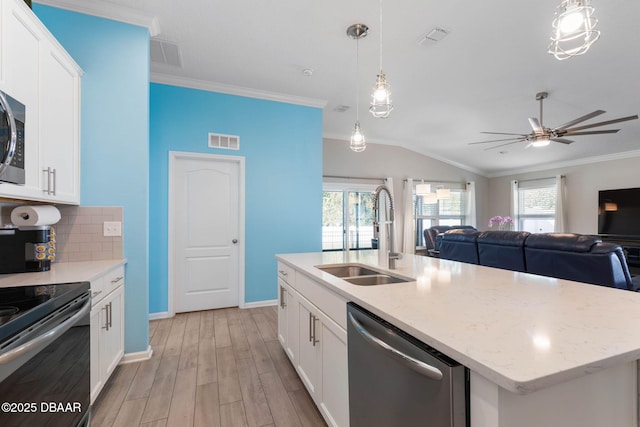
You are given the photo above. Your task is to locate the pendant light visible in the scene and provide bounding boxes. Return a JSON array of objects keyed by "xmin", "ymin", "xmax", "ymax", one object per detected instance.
[
  {"xmin": 347, "ymin": 24, "xmax": 368, "ymax": 152},
  {"xmin": 548, "ymin": 0, "xmax": 600, "ymax": 60},
  {"xmin": 369, "ymin": 0, "xmax": 393, "ymax": 118}
]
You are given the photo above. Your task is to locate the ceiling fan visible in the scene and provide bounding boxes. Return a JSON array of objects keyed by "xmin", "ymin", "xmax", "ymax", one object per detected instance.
[{"xmin": 470, "ymin": 92, "xmax": 639, "ymax": 150}]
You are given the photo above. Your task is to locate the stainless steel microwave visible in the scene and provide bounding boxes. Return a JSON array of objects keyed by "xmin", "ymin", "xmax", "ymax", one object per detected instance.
[{"xmin": 0, "ymin": 90, "xmax": 25, "ymax": 185}]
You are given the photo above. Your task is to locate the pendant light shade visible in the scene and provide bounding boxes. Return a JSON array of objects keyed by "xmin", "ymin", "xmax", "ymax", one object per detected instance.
[
  {"xmin": 347, "ymin": 24, "xmax": 368, "ymax": 152},
  {"xmin": 436, "ymin": 187, "xmax": 450, "ymax": 199},
  {"xmin": 548, "ymin": 0, "xmax": 600, "ymax": 60},
  {"xmin": 416, "ymin": 183, "xmax": 431, "ymax": 196},
  {"xmin": 422, "ymin": 193, "xmax": 438, "ymax": 204},
  {"xmin": 369, "ymin": 0, "xmax": 393, "ymax": 118},
  {"xmin": 350, "ymin": 121, "xmax": 366, "ymax": 152}
]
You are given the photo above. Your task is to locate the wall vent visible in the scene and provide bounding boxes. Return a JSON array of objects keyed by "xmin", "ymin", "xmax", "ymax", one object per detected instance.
[
  {"xmin": 150, "ymin": 38, "xmax": 182, "ymax": 67},
  {"xmin": 209, "ymin": 133, "xmax": 240, "ymax": 150}
]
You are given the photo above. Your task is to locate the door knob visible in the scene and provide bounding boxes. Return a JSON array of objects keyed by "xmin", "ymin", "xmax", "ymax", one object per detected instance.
[{"xmin": 232, "ymin": 239, "xmax": 238, "ymax": 244}]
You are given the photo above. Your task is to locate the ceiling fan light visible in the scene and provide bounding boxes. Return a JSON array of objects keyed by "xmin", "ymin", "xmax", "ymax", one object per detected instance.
[
  {"xmin": 532, "ymin": 135, "xmax": 551, "ymax": 147},
  {"xmin": 548, "ymin": 0, "xmax": 600, "ymax": 60},
  {"xmin": 350, "ymin": 121, "xmax": 366, "ymax": 152},
  {"xmin": 369, "ymin": 73, "xmax": 394, "ymax": 118}
]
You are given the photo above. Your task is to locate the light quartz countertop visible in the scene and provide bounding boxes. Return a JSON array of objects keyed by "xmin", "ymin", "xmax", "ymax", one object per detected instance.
[
  {"xmin": 276, "ymin": 250, "xmax": 640, "ymax": 395},
  {"xmin": 0, "ymin": 259, "xmax": 127, "ymax": 288}
]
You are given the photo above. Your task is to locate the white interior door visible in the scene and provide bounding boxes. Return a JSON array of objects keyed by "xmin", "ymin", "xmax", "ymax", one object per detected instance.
[{"xmin": 171, "ymin": 152, "xmax": 243, "ymax": 313}]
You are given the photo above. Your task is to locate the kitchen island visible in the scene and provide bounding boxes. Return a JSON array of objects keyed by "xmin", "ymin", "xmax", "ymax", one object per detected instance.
[{"xmin": 276, "ymin": 250, "xmax": 640, "ymax": 427}]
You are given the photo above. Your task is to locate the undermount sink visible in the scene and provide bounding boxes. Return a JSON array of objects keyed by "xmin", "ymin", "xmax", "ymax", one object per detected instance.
[{"xmin": 316, "ymin": 263, "xmax": 411, "ymax": 286}]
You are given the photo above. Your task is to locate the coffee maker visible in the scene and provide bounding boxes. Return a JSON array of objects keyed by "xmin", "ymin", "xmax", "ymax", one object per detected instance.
[{"xmin": 0, "ymin": 225, "xmax": 54, "ymax": 274}]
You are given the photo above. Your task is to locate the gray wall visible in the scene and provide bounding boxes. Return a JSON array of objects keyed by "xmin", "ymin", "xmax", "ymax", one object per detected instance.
[
  {"xmin": 488, "ymin": 155, "xmax": 640, "ymax": 234},
  {"xmin": 323, "ymin": 138, "xmax": 489, "ymax": 248}
]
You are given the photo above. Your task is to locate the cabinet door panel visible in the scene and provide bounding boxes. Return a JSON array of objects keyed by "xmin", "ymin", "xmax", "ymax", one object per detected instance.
[
  {"xmin": 89, "ymin": 307, "xmax": 102, "ymax": 404},
  {"xmin": 102, "ymin": 287, "xmax": 124, "ymax": 381},
  {"xmin": 318, "ymin": 313, "xmax": 349, "ymax": 427},
  {"xmin": 296, "ymin": 297, "xmax": 321, "ymax": 399}
]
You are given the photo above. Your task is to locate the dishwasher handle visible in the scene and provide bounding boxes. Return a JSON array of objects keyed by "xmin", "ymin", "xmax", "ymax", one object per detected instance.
[{"xmin": 348, "ymin": 312, "xmax": 443, "ymax": 381}]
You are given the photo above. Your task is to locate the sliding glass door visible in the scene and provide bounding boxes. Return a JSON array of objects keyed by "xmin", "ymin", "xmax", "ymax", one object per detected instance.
[{"xmin": 322, "ymin": 184, "xmax": 376, "ymax": 252}]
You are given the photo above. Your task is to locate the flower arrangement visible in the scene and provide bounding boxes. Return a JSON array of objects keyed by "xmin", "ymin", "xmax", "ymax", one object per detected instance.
[{"xmin": 488, "ymin": 215, "xmax": 513, "ymax": 230}]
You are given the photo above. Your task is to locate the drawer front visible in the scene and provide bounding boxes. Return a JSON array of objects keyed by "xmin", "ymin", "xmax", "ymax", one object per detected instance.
[
  {"xmin": 295, "ymin": 272, "xmax": 347, "ymax": 330},
  {"xmin": 103, "ymin": 265, "xmax": 125, "ymax": 296},
  {"xmin": 91, "ymin": 276, "xmax": 105, "ymax": 306},
  {"xmin": 278, "ymin": 262, "xmax": 295, "ymax": 285}
]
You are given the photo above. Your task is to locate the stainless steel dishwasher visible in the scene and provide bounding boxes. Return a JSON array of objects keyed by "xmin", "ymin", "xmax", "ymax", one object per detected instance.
[{"xmin": 347, "ymin": 303, "xmax": 469, "ymax": 427}]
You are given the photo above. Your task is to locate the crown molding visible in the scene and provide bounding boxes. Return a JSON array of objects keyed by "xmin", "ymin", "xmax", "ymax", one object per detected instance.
[
  {"xmin": 150, "ymin": 72, "xmax": 328, "ymax": 109},
  {"xmin": 34, "ymin": 0, "xmax": 161, "ymax": 36},
  {"xmin": 486, "ymin": 149, "xmax": 640, "ymax": 178}
]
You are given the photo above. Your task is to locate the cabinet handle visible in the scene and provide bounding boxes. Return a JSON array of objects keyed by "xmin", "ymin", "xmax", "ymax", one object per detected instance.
[
  {"xmin": 51, "ymin": 168, "xmax": 56, "ymax": 196},
  {"xmin": 108, "ymin": 302, "xmax": 113, "ymax": 328},
  {"xmin": 102, "ymin": 304, "xmax": 109, "ymax": 331},
  {"xmin": 279, "ymin": 286, "xmax": 286, "ymax": 309},
  {"xmin": 308, "ymin": 312, "xmax": 313, "ymax": 343},
  {"xmin": 92, "ymin": 290, "xmax": 102, "ymax": 298},
  {"xmin": 111, "ymin": 276, "xmax": 124, "ymax": 284},
  {"xmin": 279, "ymin": 270, "xmax": 288, "ymax": 277},
  {"xmin": 312, "ymin": 315, "xmax": 319, "ymax": 347}
]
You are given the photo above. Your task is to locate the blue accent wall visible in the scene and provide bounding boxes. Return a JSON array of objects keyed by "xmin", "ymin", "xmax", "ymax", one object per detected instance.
[
  {"xmin": 149, "ymin": 84, "xmax": 322, "ymax": 312},
  {"xmin": 34, "ymin": 5, "xmax": 150, "ymax": 353}
]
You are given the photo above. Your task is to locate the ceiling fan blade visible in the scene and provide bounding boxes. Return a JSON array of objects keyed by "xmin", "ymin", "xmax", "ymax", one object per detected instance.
[
  {"xmin": 482, "ymin": 139, "xmax": 528, "ymax": 150},
  {"xmin": 562, "ymin": 115, "xmax": 639, "ymax": 133},
  {"xmin": 528, "ymin": 118, "xmax": 543, "ymax": 134},
  {"xmin": 551, "ymin": 138, "xmax": 574, "ymax": 144},
  {"xmin": 555, "ymin": 110, "xmax": 606, "ymax": 130},
  {"xmin": 469, "ymin": 137, "xmax": 526, "ymax": 145},
  {"xmin": 480, "ymin": 131, "xmax": 529, "ymax": 136},
  {"xmin": 562, "ymin": 130, "xmax": 620, "ymax": 136}
]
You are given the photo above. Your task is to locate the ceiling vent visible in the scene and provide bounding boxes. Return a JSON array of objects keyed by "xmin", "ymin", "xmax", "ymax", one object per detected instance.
[
  {"xmin": 150, "ymin": 38, "xmax": 182, "ymax": 67},
  {"xmin": 209, "ymin": 133, "xmax": 240, "ymax": 150},
  {"xmin": 419, "ymin": 27, "xmax": 451, "ymax": 46},
  {"xmin": 333, "ymin": 105, "xmax": 350, "ymax": 113}
]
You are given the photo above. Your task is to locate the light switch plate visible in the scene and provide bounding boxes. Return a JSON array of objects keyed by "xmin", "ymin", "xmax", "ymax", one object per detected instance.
[{"xmin": 103, "ymin": 221, "xmax": 122, "ymax": 237}]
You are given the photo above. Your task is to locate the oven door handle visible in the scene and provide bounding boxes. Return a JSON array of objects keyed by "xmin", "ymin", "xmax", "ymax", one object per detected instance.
[
  {"xmin": 0, "ymin": 299, "xmax": 90, "ymax": 365},
  {"xmin": 348, "ymin": 312, "xmax": 443, "ymax": 381}
]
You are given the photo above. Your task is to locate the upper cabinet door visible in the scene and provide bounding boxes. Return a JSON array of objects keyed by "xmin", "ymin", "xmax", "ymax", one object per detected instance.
[
  {"xmin": 39, "ymin": 46, "xmax": 81, "ymax": 203},
  {"xmin": 0, "ymin": 0, "xmax": 82, "ymax": 204}
]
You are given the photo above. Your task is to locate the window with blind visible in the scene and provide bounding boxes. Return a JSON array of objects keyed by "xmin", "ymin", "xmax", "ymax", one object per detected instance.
[
  {"xmin": 514, "ymin": 178, "xmax": 557, "ymax": 233},
  {"xmin": 415, "ymin": 187, "xmax": 467, "ymax": 247}
]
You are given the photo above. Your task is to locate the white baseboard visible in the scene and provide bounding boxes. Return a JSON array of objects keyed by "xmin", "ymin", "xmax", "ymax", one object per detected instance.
[
  {"xmin": 120, "ymin": 345, "xmax": 153, "ymax": 364},
  {"xmin": 149, "ymin": 311, "xmax": 172, "ymax": 320},
  {"xmin": 242, "ymin": 299, "xmax": 278, "ymax": 309}
]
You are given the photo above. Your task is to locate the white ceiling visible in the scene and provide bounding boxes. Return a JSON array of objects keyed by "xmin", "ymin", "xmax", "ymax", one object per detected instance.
[{"xmin": 44, "ymin": 0, "xmax": 640, "ymax": 176}]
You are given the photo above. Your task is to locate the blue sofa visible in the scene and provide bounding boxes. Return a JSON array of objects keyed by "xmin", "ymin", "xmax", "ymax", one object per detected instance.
[
  {"xmin": 423, "ymin": 225, "xmax": 477, "ymax": 255},
  {"xmin": 439, "ymin": 230, "xmax": 640, "ymax": 291}
]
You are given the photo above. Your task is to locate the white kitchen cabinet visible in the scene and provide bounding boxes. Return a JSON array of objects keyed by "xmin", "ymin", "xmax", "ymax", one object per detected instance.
[
  {"xmin": 0, "ymin": 0, "xmax": 81, "ymax": 204},
  {"xmin": 90, "ymin": 265, "xmax": 125, "ymax": 404},
  {"xmin": 277, "ymin": 262, "xmax": 349, "ymax": 427},
  {"xmin": 278, "ymin": 278, "xmax": 298, "ymax": 363}
]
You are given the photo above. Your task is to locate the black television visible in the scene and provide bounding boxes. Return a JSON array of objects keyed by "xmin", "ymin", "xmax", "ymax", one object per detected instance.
[{"xmin": 598, "ymin": 187, "xmax": 640, "ymax": 239}]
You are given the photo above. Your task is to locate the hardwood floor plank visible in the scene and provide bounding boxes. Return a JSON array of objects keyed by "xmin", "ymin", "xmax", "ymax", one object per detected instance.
[
  {"xmin": 166, "ymin": 366, "xmax": 197, "ymax": 427},
  {"xmin": 235, "ymin": 356, "xmax": 274, "ymax": 427},
  {"xmin": 252, "ymin": 311, "xmax": 278, "ymax": 342},
  {"xmin": 265, "ymin": 340, "xmax": 303, "ymax": 393},
  {"xmin": 200, "ymin": 310, "xmax": 215, "ymax": 340},
  {"xmin": 288, "ymin": 389, "xmax": 327, "ymax": 427},
  {"xmin": 259, "ymin": 370, "xmax": 302, "ymax": 427},
  {"xmin": 111, "ymin": 397, "xmax": 147, "ymax": 427},
  {"xmin": 126, "ymin": 351, "xmax": 162, "ymax": 400},
  {"xmin": 196, "ymin": 334, "xmax": 217, "ymax": 386},
  {"xmin": 179, "ymin": 312, "xmax": 202, "ymax": 371},
  {"xmin": 140, "ymin": 355, "xmax": 180, "ymax": 424},
  {"xmin": 239, "ymin": 309, "xmax": 276, "ymax": 374},
  {"xmin": 220, "ymin": 401, "xmax": 249, "ymax": 427},
  {"xmin": 227, "ymin": 308, "xmax": 252, "ymax": 360},
  {"xmin": 149, "ymin": 318, "xmax": 160, "ymax": 339},
  {"xmin": 150, "ymin": 318, "xmax": 173, "ymax": 357},
  {"xmin": 214, "ymin": 309, "xmax": 232, "ymax": 348},
  {"xmin": 194, "ymin": 382, "xmax": 221, "ymax": 427},
  {"xmin": 216, "ymin": 346, "xmax": 243, "ymax": 404},
  {"xmin": 140, "ymin": 419, "xmax": 168, "ymax": 427},
  {"xmin": 91, "ymin": 363, "xmax": 139, "ymax": 427},
  {"xmin": 164, "ymin": 314, "xmax": 188, "ymax": 358}
]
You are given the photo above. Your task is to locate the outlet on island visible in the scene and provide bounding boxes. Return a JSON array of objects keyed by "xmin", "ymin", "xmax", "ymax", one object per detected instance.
[{"xmin": 103, "ymin": 221, "xmax": 122, "ymax": 237}]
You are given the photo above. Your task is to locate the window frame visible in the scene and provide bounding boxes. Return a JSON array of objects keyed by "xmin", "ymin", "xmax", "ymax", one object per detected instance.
[
  {"xmin": 513, "ymin": 177, "xmax": 557, "ymax": 233},
  {"xmin": 414, "ymin": 183, "xmax": 467, "ymax": 248}
]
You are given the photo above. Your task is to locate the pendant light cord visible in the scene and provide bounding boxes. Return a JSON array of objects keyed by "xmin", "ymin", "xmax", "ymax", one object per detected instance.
[
  {"xmin": 356, "ymin": 36, "xmax": 360, "ymax": 120},
  {"xmin": 379, "ymin": 0, "xmax": 383, "ymax": 71}
]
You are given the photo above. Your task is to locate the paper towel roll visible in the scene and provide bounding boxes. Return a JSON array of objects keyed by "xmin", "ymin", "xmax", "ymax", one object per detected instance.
[{"xmin": 11, "ymin": 205, "xmax": 61, "ymax": 226}]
